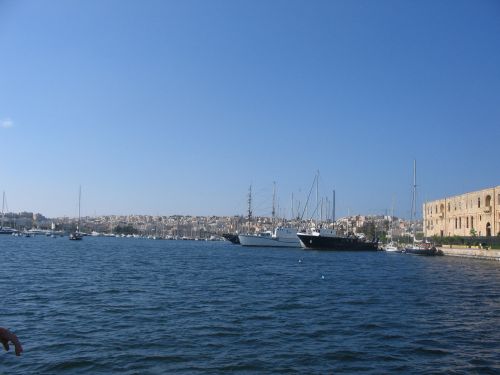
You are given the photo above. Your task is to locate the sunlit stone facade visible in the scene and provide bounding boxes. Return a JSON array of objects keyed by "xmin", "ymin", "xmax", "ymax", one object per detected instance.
[{"xmin": 423, "ymin": 186, "xmax": 500, "ymax": 238}]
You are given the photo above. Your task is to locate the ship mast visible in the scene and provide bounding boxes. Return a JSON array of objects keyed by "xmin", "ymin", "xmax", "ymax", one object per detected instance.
[
  {"xmin": 332, "ymin": 190, "xmax": 336, "ymax": 225},
  {"xmin": 247, "ymin": 185, "xmax": 252, "ymax": 233},
  {"xmin": 77, "ymin": 185, "xmax": 81, "ymax": 233},
  {"xmin": 410, "ymin": 160, "xmax": 417, "ymax": 244},
  {"xmin": 1, "ymin": 191, "xmax": 5, "ymax": 228},
  {"xmin": 272, "ymin": 181, "xmax": 276, "ymax": 225},
  {"xmin": 316, "ymin": 170, "xmax": 319, "ymax": 226}
]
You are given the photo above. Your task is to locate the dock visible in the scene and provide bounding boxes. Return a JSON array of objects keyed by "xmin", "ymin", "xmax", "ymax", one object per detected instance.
[{"xmin": 438, "ymin": 246, "xmax": 500, "ymax": 261}]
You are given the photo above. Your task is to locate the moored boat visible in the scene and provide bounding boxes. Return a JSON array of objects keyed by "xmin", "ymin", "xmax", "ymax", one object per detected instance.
[
  {"xmin": 69, "ymin": 186, "xmax": 83, "ymax": 241},
  {"xmin": 0, "ymin": 227, "xmax": 17, "ymax": 235},
  {"xmin": 0, "ymin": 192, "xmax": 17, "ymax": 234},
  {"xmin": 238, "ymin": 227, "xmax": 301, "ymax": 248},
  {"xmin": 383, "ymin": 242, "xmax": 401, "ymax": 252},
  {"xmin": 404, "ymin": 160, "xmax": 440, "ymax": 256},
  {"xmin": 404, "ymin": 245, "xmax": 442, "ymax": 256},
  {"xmin": 297, "ymin": 227, "xmax": 378, "ymax": 251},
  {"xmin": 69, "ymin": 232, "xmax": 83, "ymax": 241}
]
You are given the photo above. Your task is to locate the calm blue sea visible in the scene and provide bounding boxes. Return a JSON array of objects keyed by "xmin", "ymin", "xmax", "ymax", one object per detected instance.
[{"xmin": 1, "ymin": 236, "xmax": 499, "ymax": 374}]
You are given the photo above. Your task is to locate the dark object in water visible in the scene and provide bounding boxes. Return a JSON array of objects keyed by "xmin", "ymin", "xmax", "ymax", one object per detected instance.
[{"xmin": 222, "ymin": 233, "xmax": 240, "ymax": 244}]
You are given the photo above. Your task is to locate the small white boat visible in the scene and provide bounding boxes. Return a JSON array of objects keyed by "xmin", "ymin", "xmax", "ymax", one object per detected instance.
[{"xmin": 383, "ymin": 242, "xmax": 400, "ymax": 252}]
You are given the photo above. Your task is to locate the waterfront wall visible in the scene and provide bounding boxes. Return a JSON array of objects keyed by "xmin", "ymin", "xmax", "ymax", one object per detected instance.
[{"xmin": 438, "ymin": 246, "xmax": 500, "ymax": 261}]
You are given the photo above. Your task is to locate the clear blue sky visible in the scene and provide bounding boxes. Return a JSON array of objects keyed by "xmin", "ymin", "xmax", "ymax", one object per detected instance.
[{"xmin": 1, "ymin": 0, "xmax": 499, "ymax": 219}]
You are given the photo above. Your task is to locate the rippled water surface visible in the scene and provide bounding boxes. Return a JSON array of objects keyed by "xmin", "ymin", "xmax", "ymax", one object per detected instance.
[{"xmin": 1, "ymin": 236, "xmax": 499, "ymax": 374}]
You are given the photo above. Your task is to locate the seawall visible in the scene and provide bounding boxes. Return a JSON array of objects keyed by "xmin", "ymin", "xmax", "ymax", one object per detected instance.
[{"xmin": 438, "ymin": 246, "xmax": 500, "ymax": 261}]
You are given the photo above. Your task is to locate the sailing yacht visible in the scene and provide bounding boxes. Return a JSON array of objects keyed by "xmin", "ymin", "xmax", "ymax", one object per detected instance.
[
  {"xmin": 0, "ymin": 192, "xmax": 17, "ymax": 235},
  {"xmin": 69, "ymin": 186, "xmax": 83, "ymax": 240},
  {"xmin": 383, "ymin": 199, "xmax": 400, "ymax": 252},
  {"xmin": 238, "ymin": 183, "xmax": 301, "ymax": 248},
  {"xmin": 403, "ymin": 160, "xmax": 440, "ymax": 256}
]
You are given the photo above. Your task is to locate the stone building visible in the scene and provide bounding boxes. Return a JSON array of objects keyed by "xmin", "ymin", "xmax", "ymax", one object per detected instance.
[{"xmin": 423, "ymin": 186, "xmax": 500, "ymax": 238}]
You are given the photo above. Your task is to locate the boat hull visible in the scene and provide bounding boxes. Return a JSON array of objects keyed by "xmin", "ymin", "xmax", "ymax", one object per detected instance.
[
  {"xmin": 222, "ymin": 233, "xmax": 240, "ymax": 244},
  {"xmin": 404, "ymin": 247, "xmax": 442, "ymax": 256},
  {"xmin": 0, "ymin": 227, "xmax": 17, "ymax": 234},
  {"xmin": 69, "ymin": 233, "xmax": 83, "ymax": 240},
  {"xmin": 298, "ymin": 234, "xmax": 378, "ymax": 251},
  {"xmin": 238, "ymin": 234, "xmax": 301, "ymax": 248}
]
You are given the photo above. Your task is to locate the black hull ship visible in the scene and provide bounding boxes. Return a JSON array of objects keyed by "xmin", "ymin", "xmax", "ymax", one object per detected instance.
[
  {"xmin": 404, "ymin": 245, "xmax": 442, "ymax": 256},
  {"xmin": 298, "ymin": 228, "xmax": 378, "ymax": 251}
]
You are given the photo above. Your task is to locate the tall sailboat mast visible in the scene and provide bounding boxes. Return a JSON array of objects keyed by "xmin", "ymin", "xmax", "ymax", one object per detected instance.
[
  {"xmin": 272, "ymin": 181, "xmax": 276, "ymax": 224},
  {"xmin": 411, "ymin": 160, "xmax": 417, "ymax": 243},
  {"xmin": 247, "ymin": 185, "xmax": 252, "ymax": 233},
  {"xmin": 1, "ymin": 191, "xmax": 5, "ymax": 228},
  {"xmin": 332, "ymin": 190, "xmax": 336, "ymax": 225},
  {"xmin": 316, "ymin": 170, "xmax": 319, "ymax": 226},
  {"xmin": 77, "ymin": 186, "xmax": 81, "ymax": 232}
]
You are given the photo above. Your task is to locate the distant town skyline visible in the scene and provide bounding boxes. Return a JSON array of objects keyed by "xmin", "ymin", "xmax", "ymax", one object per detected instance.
[{"xmin": 1, "ymin": 0, "xmax": 499, "ymax": 219}]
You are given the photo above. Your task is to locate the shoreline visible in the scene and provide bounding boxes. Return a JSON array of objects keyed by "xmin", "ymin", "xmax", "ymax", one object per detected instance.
[{"xmin": 438, "ymin": 247, "xmax": 500, "ymax": 261}]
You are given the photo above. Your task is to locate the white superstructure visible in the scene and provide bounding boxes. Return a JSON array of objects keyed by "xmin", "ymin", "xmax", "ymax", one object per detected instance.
[{"xmin": 238, "ymin": 227, "xmax": 301, "ymax": 248}]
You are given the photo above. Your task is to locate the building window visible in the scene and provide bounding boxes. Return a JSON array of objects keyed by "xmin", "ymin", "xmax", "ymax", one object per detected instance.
[
  {"xmin": 466, "ymin": 217, "xmax": 469, "ymax": 228},
  {"xmin": 498, "ymin": 193, "xmax": 500, "ymax": 205},
  {"xmin": 448, "ymin": 202, "xmax": 450, "ymax": 212},
  {"xmin": 459, "ymin": 217, "xmax": 462, "ymax": 229},
  {"xmin": 478, "ymin": 197, "xmax": 481, "ymax": 208},
  {"xmin": 471, "ymin": 216, "xmax": 474, "ymax": 228},
  {"xmin": 485, "ymin": 195, "xmax": 491, "ymax": 207},
  {"xmin": 455, "ymin": 218, "xmax": 458, "ymax": 229}
]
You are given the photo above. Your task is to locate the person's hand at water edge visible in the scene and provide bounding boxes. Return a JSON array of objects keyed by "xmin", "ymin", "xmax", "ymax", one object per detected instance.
[{"xmin": 0, "ymin": 327, "xmax": 23, "ymax": 356}]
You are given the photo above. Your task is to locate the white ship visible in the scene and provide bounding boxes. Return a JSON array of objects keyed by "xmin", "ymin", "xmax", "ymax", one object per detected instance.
[{"xmin": 238, "ymin": 227, "xmax": 301, "ymax": 248}]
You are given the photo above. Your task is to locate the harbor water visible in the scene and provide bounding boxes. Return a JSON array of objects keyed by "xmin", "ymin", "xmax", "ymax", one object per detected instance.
[{"xmin": 1, "ymin": 236, "xmax": 499, "ymax": 374}]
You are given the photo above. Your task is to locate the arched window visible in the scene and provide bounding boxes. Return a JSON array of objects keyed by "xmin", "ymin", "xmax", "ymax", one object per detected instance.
[
  {"xmin": 485, "ymin": 195, "xmax": 491, "ymax": 207},
  {"xmin": 478, "ymin": 197, "xmax": 481, "ymax": 208}
]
